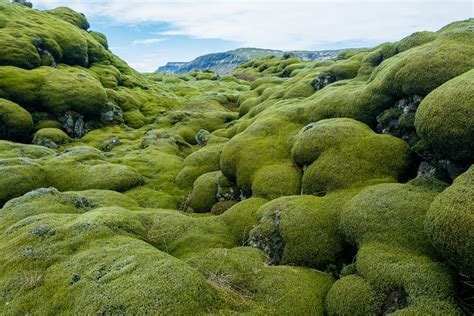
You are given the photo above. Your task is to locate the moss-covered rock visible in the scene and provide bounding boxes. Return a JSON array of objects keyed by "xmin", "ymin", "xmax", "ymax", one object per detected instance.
[
  {"xmin": 340, "ymin": 182, "xmax": 443, "ymax": 250},
  {"xmin": 326, "ymin": 275, "xmax": 380, "ymax": 316},
  {"xmin": 292, "ymin": 118, "xmax": 411, "ymax": 195},
  {"xmin": 249, "ymin": 195, "xmax": 342, "ymax": 268},
  {"xmin": 425, "ymin": 166, "xmax": 474, "ymax": 275},
  {"xmin": 0, "ymin": 158, "xmax": 47, "ymax": 205},
  {"xmin": 0, "ymin": 66, "xmax": 108, "ymax": 118},
  {"xmin": 0, "ymin": 98, "xmax": 33, "ymax": 141},
  {"xmin": 415, "ymin": 69, "xmax": 474, "ymax": 162},
  {"xmin": 48, "ymin": 7, "xmax": 90, "ymax": 30},
  {"xmin": 33, "ymin": 128, "xmax": 71, "ymax": 148}
]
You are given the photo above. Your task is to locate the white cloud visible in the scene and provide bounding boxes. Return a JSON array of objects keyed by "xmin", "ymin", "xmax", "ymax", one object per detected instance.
[
  {"xmin": 132, "ymin": 38, "xmax": 167, "ymax": 45},
  {"xmin": 33, "ymin": 0, "xmax": 472, "ymax": 50}
]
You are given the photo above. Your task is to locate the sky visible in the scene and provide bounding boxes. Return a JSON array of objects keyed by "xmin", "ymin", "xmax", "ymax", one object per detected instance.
[{"xmin": 33, "ymin": 0, "xmax": 473, "ymax": 72}]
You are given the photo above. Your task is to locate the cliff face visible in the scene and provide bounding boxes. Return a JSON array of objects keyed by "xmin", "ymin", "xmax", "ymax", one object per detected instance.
[
  {"xmin": 157, "ymin": 48, "xmax": 346, "ymax": 75},
  {"xmin": 157, "ymin": 62, "xmax": 186, "ymax": 73}
]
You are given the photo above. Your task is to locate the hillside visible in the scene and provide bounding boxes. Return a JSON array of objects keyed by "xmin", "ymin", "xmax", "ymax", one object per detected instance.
[
  {"xmin": 157, "ymin": 47, "xmax": 345, "ymax": 75},
  {"xmin": 0, "ymin": 1, "xmax": 473, "ymax": 314}
]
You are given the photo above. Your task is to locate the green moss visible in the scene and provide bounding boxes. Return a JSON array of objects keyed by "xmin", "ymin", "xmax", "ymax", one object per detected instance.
[
  {"xmin": 425, "ymin": 166, "xmax": 474, "ymax": 275},
  {"xmin": 188, "ymin": 247, "xmax": 334, "ymax": 315},
  {"xmin": 210, "ymin": 200, "xmax": 238, "ymax": 215},
  {"xmin": 415, "ymin": 69, "xmax": 474, "ymax": 161},
  {"xmin": 220, "ymin": 198, "xmax": 268, "ymax": 243},
  {"xmin": 123, "ymin": 110, "xmax": 146, "ymax": 128},
  {"xmin": 45, "ymin": 161, "xmax": 143, "ymax": 192},
  {"xmin": 176, "ymin": 144, "xmax": 223, "ymax": 189},
  {"xmin": 340, "ymin": 182, "xmax": 442, "ymax": 250},
  {"xmin": 293, "ymin": 119, "xmax": 411, "ymax": 195},
  {"xmin": 396, "ymin": 31, "xmax": 437, "ymax": 52},
  {"xmin": 0, "ymin": 98, "xmax": 33, "ymax": 141},
  {"xmin": 48, "ymin": 7, "xmax": 90, "ymax": 30},
  {"xmin": 251, "ymin": 163, "xmax": 301, "ymax": 199},
  {"xmin": 34, "ymin": 119, "xmax": 62, "ymax": 131},
  {"xmin": 368, "ymin": 24, "xmax": 474, "ymax": 97},
  {"xmin": 0, "ymin": 66, "xmax": 108, "ymax": 118},
  {"xmin": 249, "ymin": 195, "xmax": 342, "ymax": 268},
  {"xmin": 189, "ymin": 171, "xmax": 220, "ymax": 212},
  {"xmin": 33, "ymin": 128, "xmax": 71, "ymax": 148},
  {"xmin": 89, "ymin": 31, "xmax": 108, "ymax": 49},
  {"xmin": 283, "ymin": 82, "xmax": 314, "ymax": 99},
  {"xmin": 0, "ymin": 209, "xmax": 226, "ymax": 314},
  {"xmin": 326, "ymin": 275, "xmax": 380, "ymax": 316},
  {"xmin": 0, "ymin": 158, "xmax": 47, "ymax": 205},
  {"xmin": 356, "ymin": 242, "xmax": 460, "ymax": 314}
]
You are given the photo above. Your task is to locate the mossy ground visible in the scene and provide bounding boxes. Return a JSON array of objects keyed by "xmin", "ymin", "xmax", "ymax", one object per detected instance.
[{"xmin": 0, "ymin": 2, "xmax": 472, "ymax": 314}]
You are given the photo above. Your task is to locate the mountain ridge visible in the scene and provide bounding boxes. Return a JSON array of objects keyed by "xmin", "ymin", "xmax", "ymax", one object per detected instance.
[{"xmin": 157, "ymin": 47, "xmax": 349, "ymax": 75}]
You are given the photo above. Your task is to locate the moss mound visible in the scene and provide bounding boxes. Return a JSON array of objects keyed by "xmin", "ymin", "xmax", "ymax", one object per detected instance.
[
  {"xmin": 326, "ymin": 275, "xmax": 380, "ymax": 316},
  {"xmin": 415, "ymin": 69, "xmax": 474, "ymax": 162},
  {"xmin": 425, "ymin": 166, "xmax": 474, "ymax": 275},
  {"xmin": 33, "ymin": 128, "xmax": 71, "ymax": 148},
  {"xmin": 249, "ymin": 195, "xmax": 342, "ymax": 268},
  {"xmin": 292, "ymin": 118, "xmax": 411, "ymax": 195},
  {"xmin": 340, "ymin": 182, "xmax": 443, "ymax": 249},
  {"xmin": 0, "ymin": 98, "xmax": 33, "ymax": 141}
]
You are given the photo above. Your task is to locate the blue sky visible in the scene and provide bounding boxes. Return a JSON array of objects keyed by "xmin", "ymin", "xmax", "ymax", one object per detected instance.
[{"xmin": 34, "ymin": 0, "xmax": 473, "ymax": 72}]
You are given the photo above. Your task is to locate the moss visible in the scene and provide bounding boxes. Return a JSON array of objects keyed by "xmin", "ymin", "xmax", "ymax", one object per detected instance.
[
  {"xmin": 283, "ymin": 82, "xmax": 314, "ymax": 99},
  {"xmin": 0, "ymin": 158, "xmax": 47, "ymax": 205},
  {"xmin": 89, "ymin": 31, "xmax": 108, "ymax": 49},
  {"xmin": 396, "ymin": 31, "xmax": 437, "ymax": 52},
  {"xmin": 0, "ymin": 210, "xmax": 225, "ymax": 314},
  {"xmin": 0, "ymin": 98, "xmax": 33, "ymax": 141},
  {"xmin": 326, "ymin": 275, "xmax": 380, "ymax": 316},
  {"xmin": 249, "ymin": 195, "xmax": 342, "ymax": 268},
  {"xmin": 293, "ymin": 119, "xmax": 411, "ymax": 195},
  {"xmin": 368, "ymin": 24, "xmax": 474, "ymax": 97},
  {"xmin": 176, "ymin": 144, "xmax": 223, "ymax": 189},
  {"xmin": 123, "ymin": 110, "xmax": 146, "ymax": 128},
  {"xmin": 0, "ymin": 66, "xmax": 108, "ymax": 118},
  {"xmin": 327, "ymin": 57, "xmax": 362, "ymax": 80},
  {"xmin": 45, "ymin": 161, "xmax": 143, "ymax": 192},
  {"xmin": 187, "ymin": 247, "xmax": 334, "ymax": 315},
  {"xmin": 48, "ymin": 7, "xmax": 90, "ymax": 30},
  {"xmin": 340, "ymin": 182, "xmax": 441, "ymax": 250},
  {"xmin": 190, "ymin": 171, "xmax": 220, "ymax": 212},
  {"xmin": 0, "ymin": 140, "xmax": 54, "ymax": 160},
  {"xmin": 415, "ymin": 69, "xmax": 474, "ymax": 161},
  {"xmin": 33, "ymin": 128, "xmax": 71, "ymax": 148},
  {"xmin": 251, "ymin": 163, "xmax": 301, "ymax": 199},
  {"xmin": 210, "ymin": 200, "xmax": 238, "ymax": 215},
  {"xmin": 34, "ymin": 119, "xmax": 62, "ymax": 131},
  {"xmin": 356, "ymin": 242, "xmax": 460, "ymax": 314},
  {"xmin": 425, "ymin": 166, "xmax": 474, "ymax": 275},
  {"xmin": 220, "ymin": 198, "xmax": 268, "ymax": 243}
]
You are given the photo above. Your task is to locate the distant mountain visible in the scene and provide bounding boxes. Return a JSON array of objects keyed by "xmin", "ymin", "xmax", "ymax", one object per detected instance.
[
  {"xmin": 156, "ymin": 62, "xmax": 186, "ymax": 73},
  {"xmin": 156, "ymin": 48, "xmax": 346, "ymax": 75}
]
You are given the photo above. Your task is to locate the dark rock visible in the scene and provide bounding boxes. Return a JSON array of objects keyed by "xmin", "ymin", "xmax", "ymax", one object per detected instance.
[
  {"xmin": 100, "ymin": 104, "xmax": 123, "ymax": 125},
  {"xmin": 248, "ymin": 210, "xmax": 285, "ymax": 265},
  {"xmin": 12, "ymin": 0, "xmax": 33, "ymax": 8},
  {"xmin": 195, "ymin": 129, "xmax": 211, "ymax": 147},
  {"xmin": 379, "ymin": 288, "xmax": 408, "ymax": 315},
  {"xmin": 311, "ymin": 72, "xmax": 337, "ymax": 90},
  {"xmin": 58, "ymin": 111, "xmax": 87, "ymax": 138},
  {"xmin": 376, "ymin": 95, "xmax": 422, "ymax": 145},
  {"xmin": 102, "ymin": 136, "xmax": 121, "ymax": 152},
  {"xmin": 70, "ymin": 273, "xmax": 81, "ymax": 285}
]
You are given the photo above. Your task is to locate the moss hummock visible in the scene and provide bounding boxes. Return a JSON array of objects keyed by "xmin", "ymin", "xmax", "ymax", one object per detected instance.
[{"xmin": 0, "ymin": 98, "xmax": 33, "ymax": 142}]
